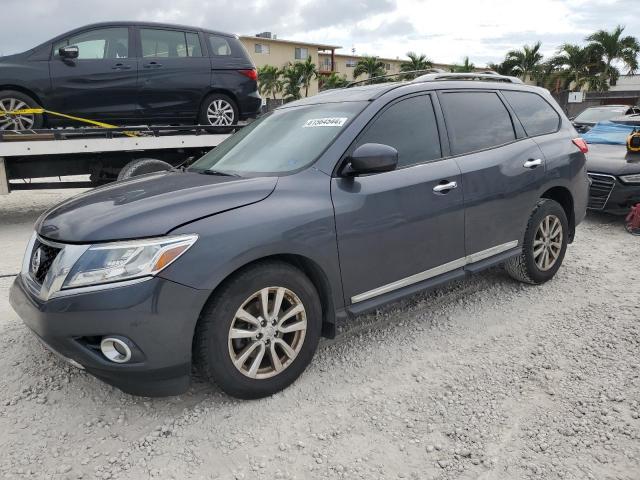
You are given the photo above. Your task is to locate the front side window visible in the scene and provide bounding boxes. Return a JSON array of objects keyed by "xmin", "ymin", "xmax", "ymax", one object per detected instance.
[
  {"xmin": 190, "ymin": 102, "xmax": 366, "ymax": 175},
  {"xmin": 502, "ymin": 90, "xmax": 560, "ymax": 137},
  {"xmin": 440, "ymin": 91, "xmax": 516, "ymax": 155},
  {"xmin": 141, "ymin": 29, "xmax": 204, "ymax": 58},
  {"xmin": 295, "ymin": 47, "xmax": 309, "ymax": 60},
  {"xmin": 54, "ymin": 28, "xmax": 129, "ymax": 59},
  {"xmin": 355, "ymin": 95, "xmax": 442, "ymax": 168}
]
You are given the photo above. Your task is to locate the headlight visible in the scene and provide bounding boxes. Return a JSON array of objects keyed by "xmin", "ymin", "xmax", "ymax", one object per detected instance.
[
  {"xmin": 620, "ymin": 174, "xmax": 640, "ymax": 184},
  {"xmin": 62, "ymin": 234, "xmax": 197, "ymax": 289}
]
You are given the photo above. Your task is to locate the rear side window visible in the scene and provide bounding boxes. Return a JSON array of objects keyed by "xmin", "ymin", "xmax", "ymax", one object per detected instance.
[
  {"xmin": 440, "ymin": 92, "xmax": 516, "ymax": 156},
  {"xmin": 355, "ymin": 95, "xmax": 441, "ymax": 168},
  {"xmin": 502, "ymin": 90, "xmax": 560, "ymax": 137},
  {"xmin": 141, "ymin": 29, "xmax": 203, "ymax": 57}
]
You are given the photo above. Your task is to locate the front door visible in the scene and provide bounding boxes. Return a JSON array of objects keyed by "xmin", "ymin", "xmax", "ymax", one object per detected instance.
[
  {"xmin": 136, "ymin": 27, "xmax": 211, "ymax": 121},
  {"xmin": 332, "ymin": 94, "xmax": 466, "ymax": 306},
  {"xmin": 49, "ymin": 27, "xmax": 139, "ymax": 122}
]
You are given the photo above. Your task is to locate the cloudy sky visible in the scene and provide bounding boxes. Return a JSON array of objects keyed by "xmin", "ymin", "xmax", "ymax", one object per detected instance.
[{"xmin": 1, "ymin": 0, "xmax": 639, "ymax": 66}]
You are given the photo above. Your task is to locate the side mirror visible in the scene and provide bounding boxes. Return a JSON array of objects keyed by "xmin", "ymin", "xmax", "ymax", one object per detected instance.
[
  {"xmin": 59, "ymin": 45, "xmax": 79, "ymax": 59},
  {"xmin": 346, "ymin": 143, "xmax": 398, "ymax": 175}
]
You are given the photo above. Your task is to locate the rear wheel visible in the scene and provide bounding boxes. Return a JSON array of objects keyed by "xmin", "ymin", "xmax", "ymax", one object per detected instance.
[
  {"xmin": 199, "ymin": 93, "xmax": 238, "ymax": 131},
  {"xmin": 0, "ymin": 90, "xmax": 43, "ymax": 131},
  {"xmin": 194, "ymin": 261, "xmax": 322, "ymax": 399},
  {"xmin": 117, "ymin": 158, "xmax": 173, "ymax": 181},
  {"xmin": 505, "ymin": 199, "xmax": 569, "ymax": 284}
]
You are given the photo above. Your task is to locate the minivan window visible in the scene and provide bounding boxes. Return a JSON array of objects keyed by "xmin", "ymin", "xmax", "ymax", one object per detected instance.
[
  {"xmin": 355, "ymin": 95, "xmax": 441, "ymax": 168},
  {"xmin": 53, "ymin": 28, "xmax": 129, "ymax": 59},
  {"xmin": 141, "ymin": 29, "xmax": 202, "ymax": 58},
  {"xmin": 440, "ymin": 91, "xmax": 516, "ymax": 155},
  {"xmin": 190, "ymin": 102, "xmax": 367, "ymax": 175},
  {"xmin": 503, "ymin": 90, "xmax": 560, "ymax": 136}
]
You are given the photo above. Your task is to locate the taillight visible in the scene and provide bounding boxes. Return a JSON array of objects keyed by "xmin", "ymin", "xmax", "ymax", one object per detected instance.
[
  {"xmin": 238, "ymin": 69, "xmax": 257, "ymax": 81},
  {"xmin": 572, "ymin": 138, "xmax": 589, "ymax": 154}
]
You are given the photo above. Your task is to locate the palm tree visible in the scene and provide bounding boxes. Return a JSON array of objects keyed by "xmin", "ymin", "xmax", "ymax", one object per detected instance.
[
  {"xmin": 320, "ymin": 72, "xmax": 349, "ymax": 91},
  {"xmin": 552, "ymin": 44, "xmax": 601, "ymax": 91},
  {"xmin": 257, "ymin": 65, "xmax": 283, "ymax": 100},
  {"xmin": 586, "ymin": 25, "xmax": 640, "ymax": 87},
  {"xmin": 505, "ymin": 42, "xmax": 544, "ymax": 82},
  {"xmin": 450, "ymin": 57, "xmax": 475, "ymax": 73},
  {"xmin": 299, "ymin": 56, "xmax": 318, "ymax": 97},
  {"xmin": 487, "ymin": 59, "xmax": 517, "ymax": 76},
  {"xmin": 400, "ymin": 52, "xmax": 433, "ymax": 78},
  {"xmin": 353, "ymin": 56, "xmax": 386, "ymax": 80},
  {"xmin": 280, "ymin": 63, "xmax": 304, "ymax": 101}
]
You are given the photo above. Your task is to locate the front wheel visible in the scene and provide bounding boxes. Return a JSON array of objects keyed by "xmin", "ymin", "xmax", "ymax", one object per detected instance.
[
  {"xmin": 0, "ymin": 90, "xmax": 43, "ymax": 131},
  {"xmin": 505, "ymin": 199, "xmax": 569, "ymax": 285},
  {"xmin": 194, "ymin": 261, "xmax": 322, "ymax": 399}
]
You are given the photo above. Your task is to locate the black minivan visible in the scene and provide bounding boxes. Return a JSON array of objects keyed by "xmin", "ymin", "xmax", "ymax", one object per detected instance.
[{"xmin": 0, "ymin": 22, "xmax": 261, "ymax": 130}]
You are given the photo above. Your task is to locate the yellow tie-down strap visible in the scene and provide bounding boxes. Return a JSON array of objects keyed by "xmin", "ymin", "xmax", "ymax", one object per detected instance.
[{"xmin": 1, "ymin": 108, "xmax": 139, "ymax": 137}]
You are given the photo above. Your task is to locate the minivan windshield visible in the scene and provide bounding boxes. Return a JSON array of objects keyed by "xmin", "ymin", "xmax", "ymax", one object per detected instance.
[
  {"xmin": 190, "ymin": 101, "xmax": 367, "ymax": 176},
  {"xmin": 574, "ymin": 107, "xmax": 627, "ymax": 123}
]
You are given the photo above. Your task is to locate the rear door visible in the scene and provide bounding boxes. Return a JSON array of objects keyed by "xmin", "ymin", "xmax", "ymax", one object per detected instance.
[
  {"xmin": 332, "ymin": 94, "xmax": 466, "ymax": 306},
  {"xmin": 136, "ymin": 27, "xmax": 211, "ymax": 121},
  {"xmin": 48, "ymin": 27, "xmax": 139, "ymax": 121},
  {"xmin": 438, "ymin": 90, "xmax": 547, "ymax": 257}
]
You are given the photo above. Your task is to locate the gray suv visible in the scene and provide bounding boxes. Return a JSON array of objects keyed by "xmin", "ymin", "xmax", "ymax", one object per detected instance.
[{"xmin": 9, "ymin": 73, "xmax": 589, "ymax": 398}]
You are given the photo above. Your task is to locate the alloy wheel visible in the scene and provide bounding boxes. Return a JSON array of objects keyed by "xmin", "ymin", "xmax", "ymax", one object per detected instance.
[
  {"xmin": 228, "ymin": 287, "xmax": 307, "ymax": 379},
  {"xmin": 0, "ymin": 98, "xmax": 35, "ymax": 130},
  {"xmin": 206, "ymin": 99, "xmax": 235, "ymax": 126},
  {"xmin": 533, "ymin": 214, "xmax": 563, "ymax": 271}
]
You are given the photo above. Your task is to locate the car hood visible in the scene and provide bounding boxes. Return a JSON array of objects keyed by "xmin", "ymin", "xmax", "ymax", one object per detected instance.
[
  {"xmin": 36, "ymin": 171, "xmax": 278, "ymax": 243},
  {"xmin": 586, "ymin": 144, "xmax": 640, "ymax": 176}
]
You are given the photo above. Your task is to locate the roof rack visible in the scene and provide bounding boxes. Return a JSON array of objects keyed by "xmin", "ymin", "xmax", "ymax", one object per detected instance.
[
  {"xmin": 411, "ymin": 72, "xmax": 523, "ymax": 84},
  {"xmin": 346, "ymin": 68, "xmax": 447, "ymax": 88}
]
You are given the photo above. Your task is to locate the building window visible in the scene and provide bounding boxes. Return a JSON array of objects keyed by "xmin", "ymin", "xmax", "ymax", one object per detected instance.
[
  {"xmin": 385, "ymin": 63, "xmax": 391, "ymax": 70},
  {"xmin": 295, "ymin": 47, "xmax": 309, "ymax": 60},
  {"xmin": 254, "ymin": 43, "xmax": 270, "ymax": 54},
  {"xmin": 346, "ymin": 59, "xmax": 357, "ymax": 67},
  {"xmin": 321, "ymin": 57, "xmax": 332, "ymax": 70}
]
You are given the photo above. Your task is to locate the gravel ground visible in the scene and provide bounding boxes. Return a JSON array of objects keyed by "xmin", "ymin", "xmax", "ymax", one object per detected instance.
[{"xmin": 0, "ymin": 189, "xmax": 639, "ymax": 480}]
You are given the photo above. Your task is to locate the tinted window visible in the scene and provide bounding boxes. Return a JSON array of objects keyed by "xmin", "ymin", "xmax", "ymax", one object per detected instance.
[
  {"xmin": 54, "ymin": 28, "xmax": 129, "ymax": 59},
  {"xmin": 441, "ymin": 92, "xmax": 515, "ymax": 155},
  {"xmin": 209, "ymin": 35, "xmax": 232, "ymax": 56},
  {"xmin": 142, "ymin": 29, "xmax": 202, "ymax": 57},
  {"xmin": 503, "ymin": 91, "xmax": 560, "ymax": 136},
  {"xmin": 355, "ymin": 95, "xmax": 441, "ymax": 168}
]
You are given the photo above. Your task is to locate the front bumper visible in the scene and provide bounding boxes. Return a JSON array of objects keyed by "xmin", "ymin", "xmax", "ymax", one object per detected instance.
[
  {"xmin": 587, "ymin": 172, "xmax": 640, "ymax": 215},
  {"xmin": 9, "ymin": 274, "xmax": 210, "ymax": 397}
]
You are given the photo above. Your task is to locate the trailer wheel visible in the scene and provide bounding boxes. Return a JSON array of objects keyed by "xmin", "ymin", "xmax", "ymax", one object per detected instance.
[{"xmin": 117, "ymin": 158, "xmax": 173, "ymax": 181}]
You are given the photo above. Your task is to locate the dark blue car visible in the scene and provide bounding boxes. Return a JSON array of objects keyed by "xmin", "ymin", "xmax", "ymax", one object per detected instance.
[{"xmin": 0, "ymin": 21, "xmax": 261, "ymax": 130}]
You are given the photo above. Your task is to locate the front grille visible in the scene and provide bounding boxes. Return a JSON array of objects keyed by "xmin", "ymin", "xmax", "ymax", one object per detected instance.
[
  {"xmin": 30, "ymin": 239, "xmax": 62, "ymax": 284},
  {"xmin": 587, "ymin": 173, "xmax": 616, "ymax": 210}
]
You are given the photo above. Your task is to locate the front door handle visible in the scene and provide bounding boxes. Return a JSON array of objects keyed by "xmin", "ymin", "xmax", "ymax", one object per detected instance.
[
  {"xmin": 523, "ymin": 158, "xmax": 543, "ymax": 169},
  {"xmin": 144, "ymin": 62, "xmax": 163, "ymax": 69},
  {"xmin": 433, "ymin": 181, "xmax": 458, "ymax": 193}
]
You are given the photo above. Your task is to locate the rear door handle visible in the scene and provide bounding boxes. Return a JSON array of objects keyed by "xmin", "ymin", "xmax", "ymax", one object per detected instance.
[
  {"xmin": 523, "ymin": 159, "xmax": 543, "ymax": 169},
  {"xmin": 433, "ymin": 181, "xmax": 458, "ymax": 193},
  {"xmin": 112, "ymin": 63, "xmax": 132, "ymax": 70}
]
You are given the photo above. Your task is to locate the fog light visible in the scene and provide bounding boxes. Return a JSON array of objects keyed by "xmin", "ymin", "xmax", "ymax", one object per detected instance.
[{"xmin": 100, "ymin": 337, "xmax": 132, "ymax": 363}]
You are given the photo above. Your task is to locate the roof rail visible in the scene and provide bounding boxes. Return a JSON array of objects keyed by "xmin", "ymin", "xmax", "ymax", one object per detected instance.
[
  {"xmin": 346, "ymin": 68, "xmax": 447, "ymax": 88},
  {"xmin": 411, "ymin": 72, "xmax": 523, "ymax": 84}
]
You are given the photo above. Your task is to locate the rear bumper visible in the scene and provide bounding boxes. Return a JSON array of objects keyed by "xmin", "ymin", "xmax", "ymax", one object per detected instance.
[
  {"xmin": 238, "ymin": 91, "xmax": 262, "ymax": 118},
  {"xmin": 9, "ymin": 274, "xmax": 210, "ymax": 397},
  {"xmin": 587, "ymin": 172, "xmax": 640, "ymax": 215}
]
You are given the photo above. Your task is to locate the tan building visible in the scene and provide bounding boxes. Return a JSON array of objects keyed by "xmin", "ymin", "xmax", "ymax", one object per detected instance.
[{"xmin": 240, "ymin": 32, "xmax": 458, "ymax": 98}]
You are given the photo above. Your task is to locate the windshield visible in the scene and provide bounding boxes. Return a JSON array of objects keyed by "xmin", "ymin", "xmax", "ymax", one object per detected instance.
[
  {"xmin": 575, "ymin": 107, "xmax": 628, "ymax": 123},
  {"xmin": 190, "ymin": 102, "xmax": 367, "ymax": 176}
]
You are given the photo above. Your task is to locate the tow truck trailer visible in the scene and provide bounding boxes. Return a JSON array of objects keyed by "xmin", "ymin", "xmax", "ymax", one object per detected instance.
[{"xmin": 0, "ymin": 125, "xmax": 238, "ymax": 195}]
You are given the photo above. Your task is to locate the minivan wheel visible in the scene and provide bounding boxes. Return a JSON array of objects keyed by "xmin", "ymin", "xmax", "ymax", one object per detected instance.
[
  {"xmin": 505, "ymin": 198, "xmax": 569, "ymax": 285},
  {"xmin": 0, "ymin": 90, "xmax": 43, "ymax": 131},
  {"xmin": 194, "ymin": 261, "xmax": 322, "ymax": 399},
  {"xmin": 199, "ymin": 93, "xmax": 238, "ymax": 130}
]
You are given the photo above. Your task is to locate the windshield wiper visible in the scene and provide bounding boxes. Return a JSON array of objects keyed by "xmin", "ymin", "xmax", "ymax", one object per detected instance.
[{"xmin": 200, "ymin": 169, "xmax": 241, "ymax": 177}]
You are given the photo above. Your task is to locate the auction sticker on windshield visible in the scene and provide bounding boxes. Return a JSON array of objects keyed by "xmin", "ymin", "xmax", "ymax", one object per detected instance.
[{"xmin": 303, "ymin": 117, "xmax": 348, "ymax": 128}]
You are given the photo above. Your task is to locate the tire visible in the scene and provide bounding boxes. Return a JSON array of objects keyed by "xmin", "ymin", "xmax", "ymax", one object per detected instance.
[
  {"xmin": 117, "ymin": 158, "xmax": 173, "ymax": 181},
  {"xmin": 194, "ymin": 261, "xmax": 322, "ymax": 399},
  {"xmin": 0, "ymin": 90, "xmax": 43, "ymax": 131},
  {"xmin": 198, "ymin": 93, "xmax": 238, "ymax": 131},
  {"xmin": 505, "ymin": 198, "xmax": 569, "ymax": 285}
]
